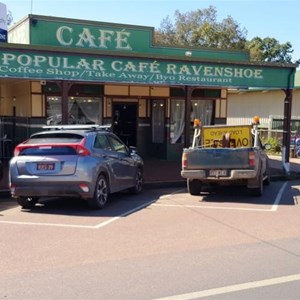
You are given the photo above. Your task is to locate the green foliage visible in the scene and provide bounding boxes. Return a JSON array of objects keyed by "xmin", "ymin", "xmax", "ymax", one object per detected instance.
[
  {"xmin": 246, "ymin": 37, "xmax": 294, "ymax": 63},
  {"xmin": 261, "ymin": 137, "xmax": 282, "ymax": 154},
  {"xmin": 154, "ymin": 6, "xmax": 297, "ymax": 64},
  {"xmin": 154, "ymin": 6, "xmax": 247, "ymax": 50}
]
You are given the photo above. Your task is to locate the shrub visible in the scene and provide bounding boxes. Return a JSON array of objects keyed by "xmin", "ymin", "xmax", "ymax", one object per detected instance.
[{"xmin": 261, "ymin": 137, "xmax": 282, "ymax": 155}]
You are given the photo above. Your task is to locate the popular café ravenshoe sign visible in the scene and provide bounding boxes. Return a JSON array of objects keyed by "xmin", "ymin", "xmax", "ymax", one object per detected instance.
[{"xmin": 3, "ymin": 16, "xmax": 296, "ymax": 88}]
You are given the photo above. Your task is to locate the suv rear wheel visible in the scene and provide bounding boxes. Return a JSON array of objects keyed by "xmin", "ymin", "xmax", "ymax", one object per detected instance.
[
  {"xmin": 17, "ymin": 197, "xmax": 38, "ymax": 209},
  {"xmin": 88, "ymin": 174, "xmax": 109, "ymax": 209}
]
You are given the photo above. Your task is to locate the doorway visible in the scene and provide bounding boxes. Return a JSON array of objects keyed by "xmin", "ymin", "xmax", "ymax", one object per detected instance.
[{"xmin": 112, "ymin": 103, "xmax": 138, "ymax": 146}]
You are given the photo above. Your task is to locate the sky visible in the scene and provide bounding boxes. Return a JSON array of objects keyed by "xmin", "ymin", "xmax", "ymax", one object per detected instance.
[{"xmin": 3, "ymin": 0, "xmax": 300, "ymax": 63}]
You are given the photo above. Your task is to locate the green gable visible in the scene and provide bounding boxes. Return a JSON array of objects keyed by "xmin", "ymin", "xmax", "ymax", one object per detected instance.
[{"xmin": 9, "ymin": 14, "xmax": 249, "ymax": 62}]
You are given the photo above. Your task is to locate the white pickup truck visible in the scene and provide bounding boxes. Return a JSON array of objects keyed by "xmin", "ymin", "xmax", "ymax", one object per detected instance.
[{"xmin": 181, "ymin": 118, "xmax": 271, "ymax": 196}]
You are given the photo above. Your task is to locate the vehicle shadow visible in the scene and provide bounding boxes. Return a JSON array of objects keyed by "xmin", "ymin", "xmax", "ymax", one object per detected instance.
[
  {"xmin": 0, "ymin": 197, "xmax": 18, "ymax": 213},
  {"xmin": 198, "ymin": 182, "xmax": 298, "ymax": 206},
  {"xmin": 16, "ymin": 188, "xmax": 176, "ymax": 217}
]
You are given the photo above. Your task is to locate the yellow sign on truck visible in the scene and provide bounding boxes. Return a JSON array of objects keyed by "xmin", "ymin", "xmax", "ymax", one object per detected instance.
[{"xmin": 202, "ymin": 125, "xmax": 252, "ymax": 148}]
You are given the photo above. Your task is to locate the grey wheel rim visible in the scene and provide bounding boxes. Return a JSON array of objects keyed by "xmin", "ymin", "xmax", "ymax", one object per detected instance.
[
  {"xmin": 135, "ymin": 170, "xmax": 143, "ymax": 192},
  {"xmin": 96, "ymin": 177, "xmax": 108, "ymax": 206}
]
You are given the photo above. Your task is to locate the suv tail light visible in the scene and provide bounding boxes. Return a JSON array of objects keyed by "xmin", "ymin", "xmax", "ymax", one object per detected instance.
[
  {"xmin": 13, "ymin": 138, "xmax": 91, "ymax": 156},
  {"xmin": 75, "ymin": 139, "xmax": 91, "ymax": 156},
  {"xmin": 14, "ymin": 144, "xmax": 27, "ymax": 156}
]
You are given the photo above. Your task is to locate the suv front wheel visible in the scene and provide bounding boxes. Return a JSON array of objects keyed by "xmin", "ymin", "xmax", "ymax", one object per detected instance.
[{"xmin": 129, "ymin": 168, "xmax": 143, "ymax": 194}]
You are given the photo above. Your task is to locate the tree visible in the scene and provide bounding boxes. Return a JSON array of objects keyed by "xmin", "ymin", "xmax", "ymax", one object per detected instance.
[
  {"xmin": 154, "ymin": 6, "xmax": 247, "ymax": 50},
  {"xmin": 154, "ymin": 6, "xmax": 297, "ymax": 64},
  {"xmin": 246, "ymin": 37, "xmax": 294, "ymax": 63}
]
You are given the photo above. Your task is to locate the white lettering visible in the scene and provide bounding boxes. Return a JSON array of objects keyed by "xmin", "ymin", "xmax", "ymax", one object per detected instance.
[
  {"xmin": 166, "ymin": 64, "xmax": 177, "ymax": 74},
  {"xmin": 115, "ymin": 30, "xmax": 132, "ymax": 50},
  {"xmin": 56, "ymin": 26, "xmax": 73, "ymax": 46},
  {"xmin": 76, "ymin": 28, "xmax": 97, "ymax": 48},
  {"xmin": 111, "ymin": 60, "xmax": 123, "ymax": 71},
  {"xmin": 98, "ymin": 30, "xmax": 114, "ymax": 48},
  {"xmin": 56, "ymin": 26, "xmax": 132, "ymax": 50},
  {"xmin": 2, "ymin": 53, "xmax": 15, "ymax": 65}
]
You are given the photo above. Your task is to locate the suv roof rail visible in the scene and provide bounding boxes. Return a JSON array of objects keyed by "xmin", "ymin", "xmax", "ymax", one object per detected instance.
[{"xmin": 42, "ymin": 124, "xmax": 112, "ymax": 131}]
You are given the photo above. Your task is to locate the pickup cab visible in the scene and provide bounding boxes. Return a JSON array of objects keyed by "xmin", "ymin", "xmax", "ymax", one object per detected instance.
[{"xmin": 181, "ymin": 119, "xmax": 270, "ymax": 196}]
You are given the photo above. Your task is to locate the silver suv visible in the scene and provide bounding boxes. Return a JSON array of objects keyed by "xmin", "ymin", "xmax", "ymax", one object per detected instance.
[{"xmin": 9, "ymin": 125, "xmax": 144, "ymax": 209}]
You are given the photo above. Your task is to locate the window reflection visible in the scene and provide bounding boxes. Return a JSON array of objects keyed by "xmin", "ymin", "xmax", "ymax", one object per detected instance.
[
  {"xmin": 152, "ymin": 99, "xmax": 165, "ymax": 143},
  {"xmin": 46, "ymin": 96, "xmax": 102, "ymax": 125}
]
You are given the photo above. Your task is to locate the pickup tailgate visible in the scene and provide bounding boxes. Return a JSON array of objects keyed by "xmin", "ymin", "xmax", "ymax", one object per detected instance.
[{"xmin": 182, "ymin": 147, "xmax": 252, "ymax": 170}]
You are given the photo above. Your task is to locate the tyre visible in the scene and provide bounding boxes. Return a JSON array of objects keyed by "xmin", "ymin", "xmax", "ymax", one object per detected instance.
[
  {"xmin": 17, "ymin": 197, "xmax": 38, "ymax": 209},
  {"xmin": 248, "ymin": 174, "xmax": 263, "ymax": 197},
  {"xmin": 129, "ymin": 168, "xmax": 143, "ymax": 194},
  {"xmin": 263, "ymin": 163, "xmax": 271, "ymax": 186},
  {"xmin": 88, "ymin": 174, "xmax": 109, "ymax": 209},
  {"xmin": 187, "ymin": 179, "xmax": 202, "ymax": 195}
]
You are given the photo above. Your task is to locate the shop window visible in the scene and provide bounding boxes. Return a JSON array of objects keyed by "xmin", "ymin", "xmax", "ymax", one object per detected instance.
[
  {"xmin": 170, "ymin": 99, "xmax": 185, "ymax": 144},
  {"xmin": 152, "ymin": 99, "xmax": 165, "ymax": 143},
  {"xmin": 191, "ymin": 100, "xmax": 213, "ymax": 125},
  {"xmin": 46, "ymin": 96, "xmax": 102, "ymax": 125},
  {"xmin": 190, "ymin": 99, "xmax": 213, "ymax": 143}
]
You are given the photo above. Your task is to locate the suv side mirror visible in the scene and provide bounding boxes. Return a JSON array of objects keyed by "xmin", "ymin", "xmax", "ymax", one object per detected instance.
[{"xmin": 129, "ymin": 146, "xmax": 137, "ymax": 155}]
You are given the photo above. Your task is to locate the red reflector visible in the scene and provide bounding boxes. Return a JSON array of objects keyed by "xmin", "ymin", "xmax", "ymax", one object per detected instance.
[
  {"xmin": 182, "ymin": 153, "xmax": 188, "ymax": 168},
  {"xmin": 249, "ymin": 152, "xmax": 255, "ymax": 167},
  {"xmin": 79, "ymin": 183, "xmax": 89, "ymax": 192},
  {"xmin": 10, "ymin": 183, "xmax": 16, "ymax": 192}
]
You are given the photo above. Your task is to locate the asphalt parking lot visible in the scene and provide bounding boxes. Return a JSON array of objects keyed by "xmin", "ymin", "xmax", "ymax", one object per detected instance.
[
  {"xmin": 1, "ymin": 180, "xmax": 300, "ymax": 299},
  {"xmin": 0, "ymin": 179, "xmax": 298, "ymax": 228}
]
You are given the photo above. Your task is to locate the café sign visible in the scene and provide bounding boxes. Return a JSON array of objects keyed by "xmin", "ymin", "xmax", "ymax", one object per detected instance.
[
  {"xmin": 0, "ymin": 50, "xmax": 295, "ymax": 88},
  {"xmin": 19, "ymin": 17, "xmax": 248, "ymax": 62}
]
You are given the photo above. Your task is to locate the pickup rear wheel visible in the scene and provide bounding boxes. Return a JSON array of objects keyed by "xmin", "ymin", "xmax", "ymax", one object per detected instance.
[
  {"xmin": 187, "ymin": 179, "xmax": 202, "ymax": 195},
  {"xmin": 248, "ymin": 174, "xmax": 263, "ymax": 197},
  {"xmin": 263, "ymin": 164, "xmax": 271, "ymax": 186}
]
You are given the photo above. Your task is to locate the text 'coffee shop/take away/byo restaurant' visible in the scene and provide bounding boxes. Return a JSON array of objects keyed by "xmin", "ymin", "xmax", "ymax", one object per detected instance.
[{"xmin": 0, "ymin": 13, "xmax": 297, "ymax": 166}]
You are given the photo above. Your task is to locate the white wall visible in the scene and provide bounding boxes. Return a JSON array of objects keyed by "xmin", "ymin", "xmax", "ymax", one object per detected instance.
[{"xmin": 227, "ymin": 89, "xmax": 300, "ymax": 128}]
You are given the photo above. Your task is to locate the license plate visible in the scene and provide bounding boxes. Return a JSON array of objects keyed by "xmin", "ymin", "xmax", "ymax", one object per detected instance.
[
  {"xmin": 37, "ymin": 163, "xmax": 55, "ymax": 171},
  {"xmin": 209, "ymin": 169, "xmax": 227, "ymax": 177}
]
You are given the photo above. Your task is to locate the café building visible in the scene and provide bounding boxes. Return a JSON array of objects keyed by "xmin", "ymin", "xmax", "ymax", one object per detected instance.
[{"xmin": 0, "ymin": 14, "xmax": 296, "ymax": 164}]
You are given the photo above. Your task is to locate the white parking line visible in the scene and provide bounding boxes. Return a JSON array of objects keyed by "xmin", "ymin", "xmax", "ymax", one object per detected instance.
[
  {"xmin": 0, "ymin": 220, "xmax": 96, "ymax": 229},
  {"xmin": 271, "ymin": 181, "xmax": 288, "ymax": 211},
  {"xmin": 153, "ymin": 203, "xmax": 274, "ymax": 212},
  {"xmin": 0, "ymin": 198, "xmax": 158, "ymax": 229},
  {"xmin": 154, "ymin": 273, "xmax": 300, "ymax": 300},
  {"xmin": 0, "ymin": 183, "xmax": 288, "ymax": 228}
]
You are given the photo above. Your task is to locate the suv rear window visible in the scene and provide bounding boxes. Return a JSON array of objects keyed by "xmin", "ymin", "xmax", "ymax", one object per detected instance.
[
  {"xmin": 19, "ymin": 132, "xmax": 84, "ymax": 156},
  {"xmin": 26, "ymin": 133, "xmax": 84, "ymax": 144},
  {"xmin": 20, "ymin": 146, "xmax": 77, "ymax": 156}
]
